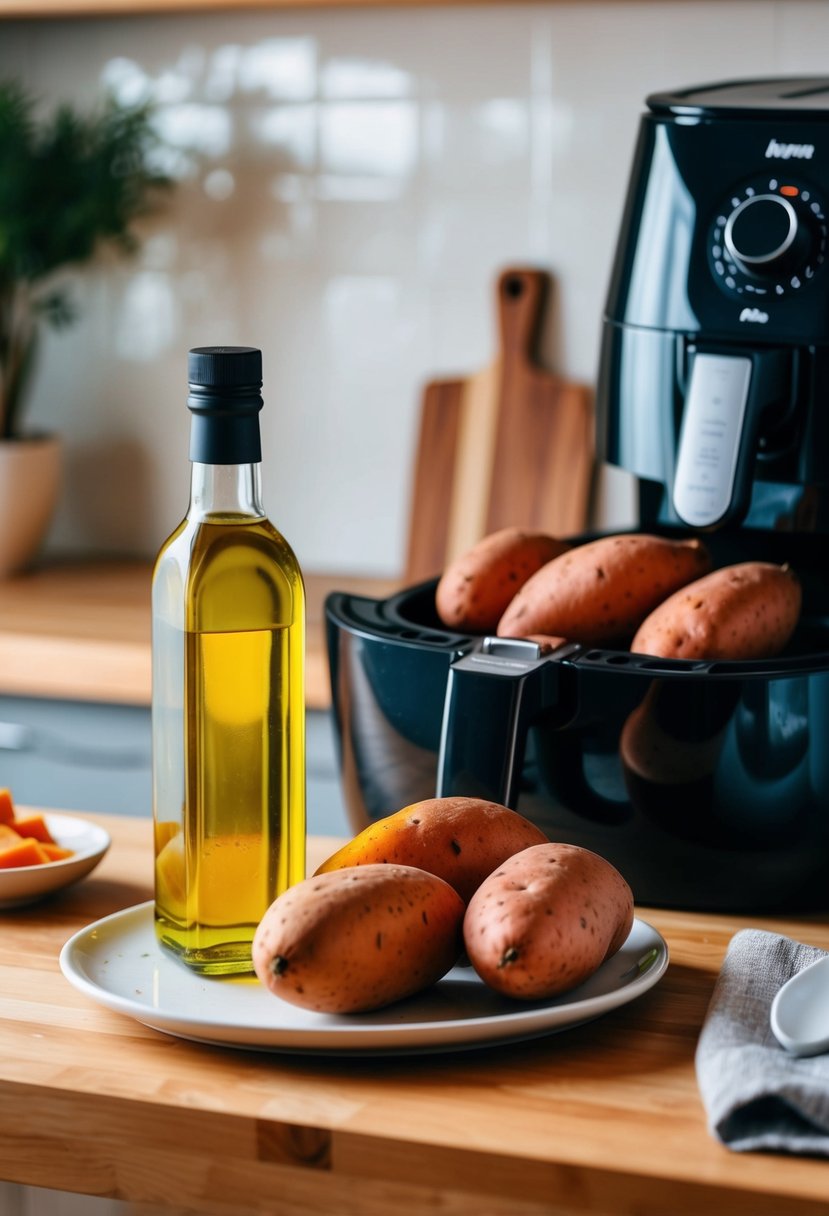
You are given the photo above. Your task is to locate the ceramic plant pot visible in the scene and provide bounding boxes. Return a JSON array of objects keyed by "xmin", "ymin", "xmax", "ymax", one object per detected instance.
[{"xmin": 0, "ymin": 434, "xmax": 62, "ymax": 577}]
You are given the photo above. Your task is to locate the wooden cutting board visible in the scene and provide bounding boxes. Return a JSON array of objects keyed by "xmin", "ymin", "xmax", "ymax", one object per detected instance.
[{"xmin": 405, "ymin": 267, "xmax": 595, "ymax": 583}]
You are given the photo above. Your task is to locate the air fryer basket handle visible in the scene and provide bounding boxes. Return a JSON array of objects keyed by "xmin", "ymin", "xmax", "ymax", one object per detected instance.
[{"xmin": 436, "ymin": 639, "xmax": 561, "ymax": 807}]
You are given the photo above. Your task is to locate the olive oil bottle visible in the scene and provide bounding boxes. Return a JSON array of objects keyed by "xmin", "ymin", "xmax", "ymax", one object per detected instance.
[{"xmin": 152, "ymin": 346, "xmax": 305, "ymax": 975}]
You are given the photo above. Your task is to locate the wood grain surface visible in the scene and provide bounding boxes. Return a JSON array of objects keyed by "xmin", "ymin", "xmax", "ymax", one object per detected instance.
[
  {"xmin": 1, "ymin": 812, "xmax": 828, "ymax": 1216},
  {"xmin": 0, "ymin": 560, "xmax": 397, "ymax": 709},
  {"xmin": 405, "ymin": 268, "xmax": 594, "ymax": 584}
]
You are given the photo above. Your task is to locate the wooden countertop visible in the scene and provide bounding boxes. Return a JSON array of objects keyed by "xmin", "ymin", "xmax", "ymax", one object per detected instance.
[
  {"xmin": 0, "ymin": 560, "xmax": 398, "ymax": 710},
  {"xmin": 2, "ymin": 812, "xmax": 829, "ymax": 1215}
]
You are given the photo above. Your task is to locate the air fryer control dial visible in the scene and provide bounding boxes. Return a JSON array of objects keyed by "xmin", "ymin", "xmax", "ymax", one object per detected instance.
[
  {"xmin": 724, "ymin": 195, "xmax": 800, "ymax": 273},
  {"xmin": 709, "ymin": 177, "xmax": 827, "ymax": 299}
]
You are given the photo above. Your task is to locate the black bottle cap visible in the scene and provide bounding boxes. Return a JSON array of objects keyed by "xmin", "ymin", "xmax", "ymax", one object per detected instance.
[
  {"xmin": 188, "ymin": 345, "xmax": 262, "ymax": 389},
  {"xmin": 187, "ymin": 346, "xmax": 263, "ymax": 465}
]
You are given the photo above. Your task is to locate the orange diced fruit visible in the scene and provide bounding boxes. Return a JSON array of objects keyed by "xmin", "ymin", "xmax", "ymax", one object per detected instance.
[
  {"xmin": 0, "ymin": 824, "xmax": 23, "ymax": 850},
  {"xmin": 40, "ymin": 843, "xmax": 75, "ymax": 862},
  {"xmin": 0, "ymin": 789, "xmax": 14, "ymax": 825},
  {"xmin": 0, "ymin": 809, "xmax": 70, "ymax": 866},
  {"xmin": 12, "ymin": 813, "xmax": 56, "ymax": 844},
  {"xmin": 0, "ymin": 838, "xmax": 50, "ymax": 868}
]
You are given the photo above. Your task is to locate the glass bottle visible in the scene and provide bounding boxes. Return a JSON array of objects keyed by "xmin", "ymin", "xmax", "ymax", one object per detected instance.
[{"xmin": 151, "ymin": 346, "xmax": 305, "ymax": 975}]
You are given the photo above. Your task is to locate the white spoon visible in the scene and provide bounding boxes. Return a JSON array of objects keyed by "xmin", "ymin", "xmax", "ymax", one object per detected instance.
[{"xmin": 770, "ymin": 955, "xmax": 829, "ymax": 1057}]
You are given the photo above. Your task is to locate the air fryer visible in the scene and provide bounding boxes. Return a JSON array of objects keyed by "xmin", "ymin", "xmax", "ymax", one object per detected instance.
[{"xmin": 326, "ymin": 78, "xmax": 829, "ymax": 912}]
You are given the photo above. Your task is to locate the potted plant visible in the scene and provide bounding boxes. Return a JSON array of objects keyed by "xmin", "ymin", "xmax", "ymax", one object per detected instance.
[{"xmin": 0, "ymin": 79, "xmax": 171, "ymax": 576}]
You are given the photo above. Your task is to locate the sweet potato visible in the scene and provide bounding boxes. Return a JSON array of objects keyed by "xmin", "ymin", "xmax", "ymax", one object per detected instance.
[
  {"xmin": 524, "ymin": 634, "xmax": 568, "ymax": 655},
  {"xmin": 315, "ymin": 796, "xmax": 549, "ymax": 904},
  {"xmin": 630, "ymin": 561, "xmax": 802, "ymax": 661},
  {"xmin": 497, "ymin": 533, "xmax": 711, "ymax": 646},
  {"xmin": 463, "ymin": 843, "xmax": 634, "ymax": 1000},
  {"xmin": 253, "ymin": 864, "xmax": 464, "ymax": 1013},
  {"xmin": 436, "ymin": 527, "xmax": 570, "ymax": 633}
]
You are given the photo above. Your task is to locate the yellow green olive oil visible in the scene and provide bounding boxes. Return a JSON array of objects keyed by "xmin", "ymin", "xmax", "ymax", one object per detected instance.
[{"xmin": 152, "ymin": 347, "xmax": 305, "ymax": 976}]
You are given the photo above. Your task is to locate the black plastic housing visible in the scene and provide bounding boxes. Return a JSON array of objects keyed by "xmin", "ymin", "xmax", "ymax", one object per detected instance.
[{"xmin": 597, "ymin": 78, "xmax": 829, "ymax": 531}]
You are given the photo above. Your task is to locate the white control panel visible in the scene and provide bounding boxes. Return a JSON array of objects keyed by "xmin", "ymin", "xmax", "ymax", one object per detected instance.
[{"xmin": 672, "ymin": 353, "xmax": 753, "ymax": 528}]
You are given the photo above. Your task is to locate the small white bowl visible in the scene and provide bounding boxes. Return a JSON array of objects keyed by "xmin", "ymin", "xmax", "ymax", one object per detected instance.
[{"xmin": 0, "ymin": 812, "xmax": 111, "ymax": 909}]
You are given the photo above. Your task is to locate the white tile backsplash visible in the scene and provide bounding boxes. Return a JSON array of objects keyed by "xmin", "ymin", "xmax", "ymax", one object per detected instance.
[{"xmin": 0, "ymin": 2, "xmax": 823, "ymax": 576}]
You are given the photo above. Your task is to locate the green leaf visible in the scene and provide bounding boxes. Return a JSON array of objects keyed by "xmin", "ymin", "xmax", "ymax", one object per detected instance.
[{"xmin": 0, "ymin": 78, "xmax": 174, "ymax": 433}]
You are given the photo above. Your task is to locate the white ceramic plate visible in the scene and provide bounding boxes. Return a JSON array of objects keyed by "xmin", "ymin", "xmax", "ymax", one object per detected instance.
[
  {"xmin": 0, "ymin": 813, "xmax": 111, "ymax": 909},
  {"xmin": 60, "ymin": 902, "xmax": 668, "ymax": 1055}
]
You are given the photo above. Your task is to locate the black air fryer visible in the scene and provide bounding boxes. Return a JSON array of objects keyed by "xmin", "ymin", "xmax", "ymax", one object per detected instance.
[{"xmin": 326, "ymin": 79, "xmax": 829, "ymax": 912}]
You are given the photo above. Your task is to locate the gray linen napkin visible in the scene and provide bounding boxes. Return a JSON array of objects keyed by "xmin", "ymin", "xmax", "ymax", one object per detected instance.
[{"xmin": 695, "ymin": 927, "xmax": 829, "ymax": 1155}]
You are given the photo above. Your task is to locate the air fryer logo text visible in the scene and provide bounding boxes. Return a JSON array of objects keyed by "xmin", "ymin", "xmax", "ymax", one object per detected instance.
[
  {"xmin": 765, "ymin": 138, "xmax": 815, "ymax": 160},
  {"xmin": 739, "ymin": 307, "xmax": 769, "ymax": 323}
]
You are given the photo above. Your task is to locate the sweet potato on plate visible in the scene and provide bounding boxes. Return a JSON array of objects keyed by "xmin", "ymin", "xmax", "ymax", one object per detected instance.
[
  {"xmin": 315, "ymin": 796, "xmax": 549, "ymax": 904},
  {"xmin": 463, "ymin": 842, "xmax": 634, "ymax": 1000},
  {"xmin": 253, "ymin": 864, "xmax": 464, "ymax": 1014}
]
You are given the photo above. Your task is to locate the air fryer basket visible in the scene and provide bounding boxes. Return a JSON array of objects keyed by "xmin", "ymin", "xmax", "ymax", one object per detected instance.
[{"xmin": 326, "ymin": 528, "xmax": 829, "ymax": 911}]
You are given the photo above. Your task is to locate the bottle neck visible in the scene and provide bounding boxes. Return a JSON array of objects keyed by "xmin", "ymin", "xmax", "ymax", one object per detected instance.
[{"xmin": 187, "ymin": 462, "xmax": 265, "ymax": 523}]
